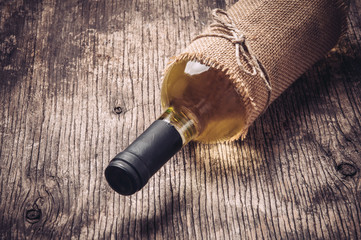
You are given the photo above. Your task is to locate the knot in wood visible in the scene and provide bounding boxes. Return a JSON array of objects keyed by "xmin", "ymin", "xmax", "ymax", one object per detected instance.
[
  {"xmin": 25, "ymin": 208, "xmax": 42, "ymax": 224},
  {"xmin": 336, "ymin": 162, "xmax": 358, "ymax": 177},
  {"xmin": 113, "ymin": 106, "xmax": 123, "ymax": 114}
]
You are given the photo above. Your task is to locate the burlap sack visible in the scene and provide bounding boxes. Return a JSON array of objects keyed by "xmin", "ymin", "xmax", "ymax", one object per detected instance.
[{"xmin": 164, "ymin": 0, "xmax": 349, "ymax": 140}]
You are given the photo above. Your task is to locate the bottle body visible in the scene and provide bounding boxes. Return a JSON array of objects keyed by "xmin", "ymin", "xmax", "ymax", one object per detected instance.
[{"xmin": 161, "ymin": 60, "xmax": 247, "ymax": 142}]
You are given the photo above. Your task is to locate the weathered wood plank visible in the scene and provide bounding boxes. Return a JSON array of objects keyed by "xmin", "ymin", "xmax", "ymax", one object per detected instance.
[{"xmin": 0, "ymin": 0, "xmax": 360, "ymax": 239}]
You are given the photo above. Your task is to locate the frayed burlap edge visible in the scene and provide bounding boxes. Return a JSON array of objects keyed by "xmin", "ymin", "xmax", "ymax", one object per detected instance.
[{"xmin": 163, "ymin": 52, "xmax": 256, "ymax": 141}]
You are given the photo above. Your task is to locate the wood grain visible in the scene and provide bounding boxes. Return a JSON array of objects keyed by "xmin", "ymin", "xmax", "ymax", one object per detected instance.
[{"xmin": 1, "ymin": 0, "xmax": 360, "ymax": 239}]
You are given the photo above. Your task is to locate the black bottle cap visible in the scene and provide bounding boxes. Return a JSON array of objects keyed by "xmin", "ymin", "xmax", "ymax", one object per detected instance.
[{"xmin": 105, "ymin": 120, "xmax": 183, "ymax": 195}]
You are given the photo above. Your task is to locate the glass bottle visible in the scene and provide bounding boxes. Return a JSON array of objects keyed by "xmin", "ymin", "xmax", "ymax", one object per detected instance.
[{"xmin": 105, "ymin": 60, "xmax": 247, "ymax": 195}]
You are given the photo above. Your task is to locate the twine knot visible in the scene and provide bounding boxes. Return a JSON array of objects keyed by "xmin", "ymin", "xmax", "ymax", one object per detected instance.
[
  {"xmin": 231, "ymin": 36, "xmax": 246, "ymax": 45},
  {"xmin": 193, "ymin": 8, "xmax": 272, "ymax": 112}
]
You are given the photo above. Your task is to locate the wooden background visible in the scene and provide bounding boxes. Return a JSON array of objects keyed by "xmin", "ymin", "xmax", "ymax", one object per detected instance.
[{"xmin": 1, "ymin": 0, "xmax": 360, "ymax": 239}]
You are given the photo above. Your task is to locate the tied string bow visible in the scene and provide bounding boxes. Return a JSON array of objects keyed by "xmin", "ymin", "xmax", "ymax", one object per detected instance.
[{"xmin": 193, "ymin": 9, "xmax": 272, "ymax": 112}]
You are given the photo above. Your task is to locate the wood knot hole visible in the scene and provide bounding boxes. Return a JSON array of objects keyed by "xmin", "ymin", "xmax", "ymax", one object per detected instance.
[
  {"xmin": 336, "ymin": 162, "xmax": 357, "ymax": 177},
  {"xmin": 113, "ymin": 106, "xmax": 123, "ymax": 114},
  {"xmin": 25, "ymin": 208, "xmax": 42, "ymax": 224}
]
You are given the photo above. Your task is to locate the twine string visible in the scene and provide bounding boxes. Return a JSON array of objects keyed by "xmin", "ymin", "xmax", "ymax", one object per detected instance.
[{"xmin": 192, "ymin": 8, "xmax": 272, "ymax": 112}]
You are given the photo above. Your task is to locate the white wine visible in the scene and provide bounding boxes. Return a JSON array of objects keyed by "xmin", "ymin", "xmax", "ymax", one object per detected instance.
[
  {"xmin": 105, "ymin": 60, "xmax": 246, "ymax": 195},
  {"xmin": 161, "ymin": 60, "xmax": 247, "ymax": 143}
]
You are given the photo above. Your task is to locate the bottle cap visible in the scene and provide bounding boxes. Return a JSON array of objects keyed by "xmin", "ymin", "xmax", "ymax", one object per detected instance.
[{"xmin": 104, "ymin": 120, "xmax": 183, "ymax": 195}]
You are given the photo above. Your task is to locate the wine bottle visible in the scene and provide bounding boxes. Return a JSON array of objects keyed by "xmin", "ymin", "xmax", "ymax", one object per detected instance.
[
  {"xmin": 105, "ymin": 60, "xmax": 247, "ymax": 195},
  {"xmin": 104, "ymin": 0, "xmax": 348, "ymax": 195}
]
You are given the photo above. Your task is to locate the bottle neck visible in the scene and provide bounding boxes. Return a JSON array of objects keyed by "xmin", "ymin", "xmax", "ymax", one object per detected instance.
[
  {"xmin": 105, "ymin": 107, "xmax": 197, "ymax": 195},
  {"xmin": 159, "ymin": 107, "xmax": 197, "ymax": 145}
]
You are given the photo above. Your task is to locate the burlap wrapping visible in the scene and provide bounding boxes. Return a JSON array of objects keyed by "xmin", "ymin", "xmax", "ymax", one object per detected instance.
[{"xmin": 164, "ymin": 0, "xmax": 349, "ymax": 140}]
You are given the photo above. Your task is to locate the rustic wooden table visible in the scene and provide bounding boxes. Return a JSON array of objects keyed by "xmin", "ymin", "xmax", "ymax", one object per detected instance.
[{"xmin": 1, "ymin": 0, "xmax": 360, "ymax": 239}]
